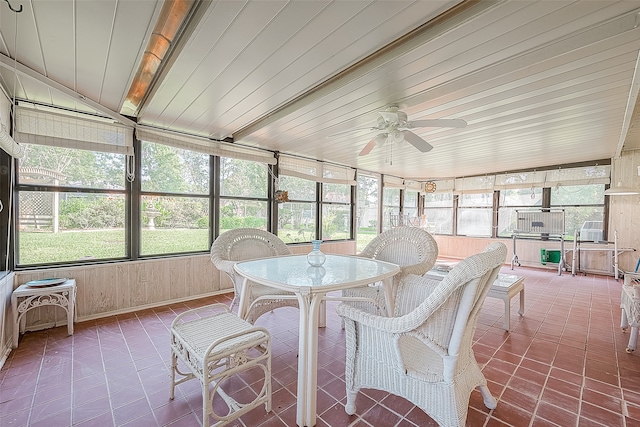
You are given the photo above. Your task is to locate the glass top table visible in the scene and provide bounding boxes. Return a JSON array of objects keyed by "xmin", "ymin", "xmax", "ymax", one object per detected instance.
[{"xmin": 235, "ymin": 254, "xmax": 400, "ymax": 426}]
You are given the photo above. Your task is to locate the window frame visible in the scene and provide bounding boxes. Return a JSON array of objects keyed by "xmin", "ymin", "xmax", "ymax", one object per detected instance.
[
  {"xmin": 456, "ymin": 192, "xmax": 494, "ymax": 237},
  {"xmin": 14, "ymin": 146, "xmax": 130, "ymax": 267},
  {"xmin": 138, "ymin": 139, "xmax": 212, "ymax": 257},
  {"xmin": 422, "ymin": 192, "xmax": 454, "ymax": 235},
  {"xmin": 320, "ymin": 181, "xmax": 354, "ymax": 242},
  {"xmin": 217, "ymin": 156, "xmax": 271, "ymax": 236}
]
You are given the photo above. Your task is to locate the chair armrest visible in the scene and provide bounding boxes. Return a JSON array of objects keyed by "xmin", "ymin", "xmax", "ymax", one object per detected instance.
[
  {"xmin": 212, "ymin": 258, "xmax": 237, "ymax": 276},
  {"xmin": 336, "ymin": 302, "xmax": 398, "ymax": 329},
  {"xmin": 336, "ymin": 301, "xmax": 428, "ymax": 334},
  {"xmin": 399, "ymin": 261, "xmax": 436, "ymax": 277},
  {"xmin": 171, "ymin": 303, "xmax": 230, "ymax": 328},
  {"xmin": 337, "ymin": 272, "xmax": 447, "ymax": 334}
]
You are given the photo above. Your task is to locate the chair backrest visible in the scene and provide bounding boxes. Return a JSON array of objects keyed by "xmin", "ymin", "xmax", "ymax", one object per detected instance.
[
  {"xmin": 210, "ymin": 228, "xmax": 291, "ymax": 273},
  {"xmin": 446, "ymin": 242, "xmax": 506, "ymax": 356},
  {"xmin": 394, "ymin": 242, "xmax": 507, "ymax": 374},
  {"xmin": 359, "ymin": 226, "xmax": 438, "ymax": 276}
]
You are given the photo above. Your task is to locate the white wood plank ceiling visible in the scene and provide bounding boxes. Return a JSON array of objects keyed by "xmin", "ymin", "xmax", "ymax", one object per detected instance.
[{"xmin": 1, "ymin": 0, "xmax": 640, "ymax": 180}]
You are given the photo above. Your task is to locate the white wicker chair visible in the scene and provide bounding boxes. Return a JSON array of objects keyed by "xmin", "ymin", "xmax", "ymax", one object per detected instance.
[
  {"xmin": 336, "ymin": 242, "xmax": 507, "ymax": 427},
  {"xmin": 169, "ymin": 303, "xmax": 271, "ymax": 427},
  {"xmin": 210, "ymin": 228, "xmax": 298, "ymax": 324},
  {"xmin": 342, "ymin": 226, "xmax": 439, "ymax": 315}
]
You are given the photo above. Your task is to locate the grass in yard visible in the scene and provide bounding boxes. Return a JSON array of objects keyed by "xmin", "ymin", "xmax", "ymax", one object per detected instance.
[
  {"xmin": 18, "ymin": 227, "xmax": 375, "ymax": 265},
  {"xmin": 18, "ymin": 229, "xmax": 209, "ymax": 265}
]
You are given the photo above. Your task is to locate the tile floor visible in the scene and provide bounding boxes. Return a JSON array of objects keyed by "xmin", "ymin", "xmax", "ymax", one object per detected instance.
[{"xmin": 1, "ymin": 265, "xmax": 639, "ymax": 426}]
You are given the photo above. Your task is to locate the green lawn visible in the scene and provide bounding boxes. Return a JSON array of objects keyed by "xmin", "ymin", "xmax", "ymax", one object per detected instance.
[
  {"xmin": 18, "ymin": 229, "xmax": 209, "ymax": 265},
  {"xmin": 18, "ymin": 227, "xmax": 378, "ymax": 265}
]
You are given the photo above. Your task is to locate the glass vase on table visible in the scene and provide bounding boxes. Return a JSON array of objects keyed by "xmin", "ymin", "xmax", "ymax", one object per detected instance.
[{"xmin": 307, "ymin": 240, "xmax": 326, "ymax": 267}]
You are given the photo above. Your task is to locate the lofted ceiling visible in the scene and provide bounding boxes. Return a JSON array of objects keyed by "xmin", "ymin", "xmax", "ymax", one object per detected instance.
[{"xmin": 1, "ymin": 0, "xmax": 640, "ymax": 180}]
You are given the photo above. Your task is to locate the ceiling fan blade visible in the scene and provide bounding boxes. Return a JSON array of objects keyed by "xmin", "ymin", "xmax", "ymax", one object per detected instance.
[
  {"xmin": 402, "ymin": 130, "xmax": 433, "ymax": 153},
  {"xmin": 407, "ymin": 118, "xmax": 467, "ymax": 128},
  {"xmin": 359, "ymin": 137, "xmax": 378, "ymax": 156}
]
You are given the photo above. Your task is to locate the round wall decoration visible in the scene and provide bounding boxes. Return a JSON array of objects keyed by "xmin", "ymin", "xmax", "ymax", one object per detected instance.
[{"xmin": 424, "ymin": 181, "xmax": 437, "ymax": 193}]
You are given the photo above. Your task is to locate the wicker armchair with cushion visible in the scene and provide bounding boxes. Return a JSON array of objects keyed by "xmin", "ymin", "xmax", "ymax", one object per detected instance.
[
  {"xmin": 210, "ymin": 228, "xmax": 298, "ymax": 324},
  {"xmin": 342, "ymin": 226, "xmax": 439, "ymax": 315},
  {"xmin": 337, "ymin": 242, "xmax": 507, "ymax": 427}
]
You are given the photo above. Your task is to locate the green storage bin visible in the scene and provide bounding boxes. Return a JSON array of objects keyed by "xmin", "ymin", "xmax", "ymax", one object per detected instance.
[
  {"xmin": 541, "ymin": 249, "xmax": 561, "ymax": 265},
  {"xmin": 547, "ymin": 250, "xmax": 561, "ymax": 264}
]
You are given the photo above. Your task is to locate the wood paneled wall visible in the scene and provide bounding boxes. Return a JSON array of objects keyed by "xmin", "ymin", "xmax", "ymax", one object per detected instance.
[
  {"xmin": 9, "ymin": 240, "xmax": 357, "ymax": 332},
  {"xmin": 12, "ymin": 254, "xmax": 224, "ymax": 330},
  {"xmin": 609, "ymin": 151, "xmax": 640, "ymax": 273}
]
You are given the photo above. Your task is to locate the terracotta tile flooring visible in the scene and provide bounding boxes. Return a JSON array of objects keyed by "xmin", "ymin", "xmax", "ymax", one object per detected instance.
[{"xmin": 1, "ymin": 265, "xmax": 639, "ymax": 426}]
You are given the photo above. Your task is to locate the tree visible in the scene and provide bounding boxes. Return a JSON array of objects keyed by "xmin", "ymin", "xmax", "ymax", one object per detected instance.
[
  {"xmin": 220, "ymin": 158, "xmax": 268, "ymax": 197},
  {"xmin": 21, "ymin": 144, "xmax": 125, "ymax": 188},
  {"xmin": 181, "ymin": 150, "xmax": 210, "ymax": 194},
  {"xmin": 140, "ymin": 141, "xmax": 189, "ymax": 193}
]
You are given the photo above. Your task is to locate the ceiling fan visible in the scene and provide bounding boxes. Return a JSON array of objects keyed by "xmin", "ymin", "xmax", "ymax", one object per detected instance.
[{"xmin": 349, "ymin": 106, "xmax": 467, "ymax": 156}]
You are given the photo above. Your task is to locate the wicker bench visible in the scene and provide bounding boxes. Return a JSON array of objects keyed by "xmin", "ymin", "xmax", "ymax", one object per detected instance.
[{"xmin": 169, "ymin": 304, "xmax": 271, "ymax": 426}]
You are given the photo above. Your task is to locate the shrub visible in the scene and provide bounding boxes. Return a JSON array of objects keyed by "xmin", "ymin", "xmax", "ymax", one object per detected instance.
[
  {"xmin": 243, "ymin": 216, "xmax": 266, "ymax": 228},
  {"xmin": 59, "ymin": 196, "xmax": 125, "ymax": 230}
]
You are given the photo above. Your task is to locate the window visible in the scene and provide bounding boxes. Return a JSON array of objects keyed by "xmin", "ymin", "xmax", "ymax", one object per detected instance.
[
  {"xmin": 16, "ymin": 144, "xmax": 127, "ymax": 265},
  {"xmin": 457, "ymin": 193, "xmax": 493, "ymax": 237},
  {"xmin": 321, "ymin": 183, "xmax": 351, "ymax": 241},
  {"xmin": 382, "ymin": 188, "xmax": 400, "ymax": 231},
  {"xmin": 139, "ymin": 140, "xmax": 210, "ymax": 255},
  {"xmin": 277, "ymin": 175, "xmax": 316, "ymax": 243},
  {"xmin": 356, "ymin": 174, "xmax": 380, "ymax": 252},
  {"xmin": 219, "ymin": 158, "xmax": 269, "ymax": 233},
  {"xmin": 403, "ymin": 191, "xmax": 420, "ymax": 226},
  {"xmin": 497, "ymin": 188, "xmax": 543, "ymax": 237},
  {"xmin": 423, "ymin": 192, "xmax": 454, "ymax": 235},
  {"xmin": 277, "ymin": 156, "xmax": 355, "ymax": 243},
  {"xmin": 550, "ymin": 184, "xmax": 605, "ymax": 241}
]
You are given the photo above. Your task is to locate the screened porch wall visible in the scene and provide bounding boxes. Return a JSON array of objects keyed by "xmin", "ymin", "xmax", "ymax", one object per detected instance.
[
  {"xmin": 433, "ymin": 235, "xmax": 627, "ymax": 276},
  {"xmin": 8, "ymin": 240, "xmax": 356, "ymax": 330}
]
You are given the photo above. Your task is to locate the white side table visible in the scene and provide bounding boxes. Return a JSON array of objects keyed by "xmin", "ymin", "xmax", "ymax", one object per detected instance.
[
  {"xmin": 424, "ymin": 269, "xmax": 525, "ymax": 331},
  {"xmin": 487, "ymin": 274, "xmax": 525, "ymax": 331},
  {"xmin": 11, "ymin": 279, "xmax": 77, "ymax": 348}
]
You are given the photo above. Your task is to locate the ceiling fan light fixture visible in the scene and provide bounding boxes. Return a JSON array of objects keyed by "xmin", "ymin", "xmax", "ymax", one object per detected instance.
[
  {"xmin": 352, "ymin": 107, "xmax": 465, "ymax": 156},
  {"xmin": 390, "ymin": 129, "xmax": 404, "ymax": 143},
  {"xmin": 374, "ymin": 133, "xmax": 387, "ymax": 147}
]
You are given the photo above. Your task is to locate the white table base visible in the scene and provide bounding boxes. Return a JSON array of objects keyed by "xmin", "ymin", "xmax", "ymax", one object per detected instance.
[
  {"xmin": 234, "ymin": 255, "xmax": 400, "ymax": 427},
  {"xmin": 295, "ymin": 290, "xmax": 324, "ymax": 426}
]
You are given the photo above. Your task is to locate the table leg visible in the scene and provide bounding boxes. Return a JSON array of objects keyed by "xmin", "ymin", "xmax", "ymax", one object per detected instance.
[
  {"xmin": 295, "ymin": 291, "xmax": 324, "ymax": 427},
  {"xmin": 11, "ymin": 296, "xmax": 18, "ymax": 349},
  {"xmin": 319, "ymin": 300, "xmax": 326, "ymax": 328},
  {"xmin": 629, "ymin": 326, "xmax": 639, "ymax": 352},
  {"xmin": 503, "ymin": 297, "xmax": 511, "ymax": 331},
  {"xmin": 518, "ymin": 289, "xmax": 525, "ymax": 316},
  {"xmin": 67, "ymin": 291, "xmax": 74, "ymax": 336},
  {"xmin": 237, "ymin": 277, "xmax": 250, "ymax": 320},
  {"xmin": 622, "ymin": 308, "xmax": 629, "ymax": 330}
]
